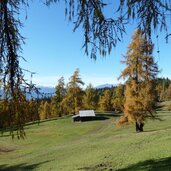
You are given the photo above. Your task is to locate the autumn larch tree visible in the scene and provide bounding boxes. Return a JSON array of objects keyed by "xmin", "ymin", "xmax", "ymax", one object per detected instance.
[
  {"xmin": 83, "ymin": 84, "xmax": 96, "ymax": 110},
  {"xmin": 118, "ymin": 29, "xmax": 159, "ymax": 132},
  {"xmin": 39, "ymin": 101, "xmax": 51, "ymax": 120},
  {"xmin": 112, "ymin": 84, "xmax": 125, "ymax": 113},
  {"xmin": 98, "ymin": 89, "xmax": 112, "ymax": 111},
  {"xmin": 51, "ymin": 76, "xmax": 66, "ymax": 117},
  {"xmin": 62, "ymin": 69, "xmax": 84, "ymax": 114},
  {"xmin": 27, "ymin": 99, "xmax": 39, "ymax": 122}
]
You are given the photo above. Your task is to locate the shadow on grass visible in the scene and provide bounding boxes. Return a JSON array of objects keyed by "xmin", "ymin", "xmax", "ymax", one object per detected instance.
[
  {"xmin": 0, "ymin": 134, "xmax": 11, "ymax": 138},
  {"xmin": 95, "ymin": 112, "xmax": 123, "ymax": 118},
  {"xmin": 155, "ymin": 105, "xmax": 165, "ymax": 111},
  {"xmin": 0, "ymin": 160, "xmax": 51, "ymax": 171},
  {"xmin": 116, "ymin": 157, "xmax": 171, "ymax": 171},
  {"xmin": 80, "ymin": 157, "xmax": 171, "ymax": 171},
  {"xmin": 79, "ymin": 116, "xmax": 110, "ymax": 122}
]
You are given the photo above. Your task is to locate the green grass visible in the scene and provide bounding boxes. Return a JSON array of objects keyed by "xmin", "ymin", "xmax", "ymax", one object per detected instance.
[{"xmin": 0, "ymin": 111, "xmax": 171, "ymax": 171}]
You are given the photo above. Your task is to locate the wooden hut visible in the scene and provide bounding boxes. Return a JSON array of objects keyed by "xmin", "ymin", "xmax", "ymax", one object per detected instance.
[{"xmin": 72, "ymin": 110, "xmax": 95, "ymax": 122}]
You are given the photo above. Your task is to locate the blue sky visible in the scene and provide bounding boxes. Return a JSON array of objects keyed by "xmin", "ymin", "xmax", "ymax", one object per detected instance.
[{"xmin": 20, "ymin": 1, "xmax": 171, "ymax": 87}]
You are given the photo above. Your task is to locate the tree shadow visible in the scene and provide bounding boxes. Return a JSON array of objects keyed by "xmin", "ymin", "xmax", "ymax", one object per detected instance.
[
  {"xmin": 0, "ymin": 134, "xmax": 11, "ymax": 138},
  {"xmin": 0, "ymin": 147, "xmax": 15, "ymax": 153},
  {"xmin": 0, "ymin": 160, "xmax": 51, "ymax": 171},
  {"xmin": 116, "ymin": 157, "xmax": 171, "ymax": 171},
  {"xmin": 155, "ymin": 105, "xmax": 164, "ymax": 111},
  {"xmin": 95, "ymin": 112, "xmax": 122, "ymax": 118},
  {"xmin": 79, "ymin": 116, "xmax": 110, "ymax": 122}
]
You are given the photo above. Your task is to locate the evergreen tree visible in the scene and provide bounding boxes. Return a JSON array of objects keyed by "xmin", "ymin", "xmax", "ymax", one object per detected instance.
[{"xmin": 118, "ymin": 29, "xmax": 159, "ymax": 132}]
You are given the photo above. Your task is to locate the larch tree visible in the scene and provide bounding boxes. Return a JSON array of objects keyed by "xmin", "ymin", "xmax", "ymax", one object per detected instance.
[
  {"xmin": 43, "ymin": 101, "xmax": 51, "ymax": 119},
  {"xmin": 165, "ymin": 84, "xmax": 171, "ymax": 101},
  {"xmin": 47, "ymin": 0, "xmax": 171, "ymax": 59},
  {"xmin": 98, "ymin": 89, "xmax": 112, "ymax": 111},
  {"xmin": 28, "ymin": 99, "xmax": 39, "ymax": 122},
  {"xmin": 0, "ymin": 0, "xmax": 39, "ymax": 137},
  {"xmin": 83, "ymin": 84, "xmax": 96, "ymax": 110},
  {"xmin": 118, "ymin": 29, "xmax": 159, "ymax": 132},
  {"xmin": 39, "ymin": 101, "xmax": 51, "ymax": 120},
  {"xmin": 0, "ymin": 100, "xmax": 10, "ymax": 130},
  {"xmin": 51, "ymin": 77, "xmax": 66, "ymax": 117},
  {"xmin": 38, "ymin": 101, "xmax": 45, "ymax": 120},
  {"xmin": 63, "ymin": 69, "xmax": 84, "ymax": 114},
  {"xmin": 112, "ymin": 84, "xmax": 125, "ymax": 113},
  {"xmin": 157, "ymin": 78, "xmax": 171, "ymax": 101}
]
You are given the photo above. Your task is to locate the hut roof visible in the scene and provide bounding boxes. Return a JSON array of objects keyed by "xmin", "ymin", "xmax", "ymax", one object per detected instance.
[{"xmin": 79, "ymin": 110, "xmax": 95, "ymax": 117}]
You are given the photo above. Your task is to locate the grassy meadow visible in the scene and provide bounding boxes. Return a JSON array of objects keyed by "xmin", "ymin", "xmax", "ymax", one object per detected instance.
[{"xmin": 0, "ymin": 111, "xmax": 171, "ymax": 171}]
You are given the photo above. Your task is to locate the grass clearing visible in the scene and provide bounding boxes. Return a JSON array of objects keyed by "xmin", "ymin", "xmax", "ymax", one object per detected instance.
[{"xmin": 0, "ymin": 112, "xmax": 171, "ymax": 171}]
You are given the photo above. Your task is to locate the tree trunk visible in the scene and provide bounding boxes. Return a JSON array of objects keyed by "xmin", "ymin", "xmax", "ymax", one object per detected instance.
[{"xmin": 136, "ymin": 122, "xmax": 144, "ymax": 132}]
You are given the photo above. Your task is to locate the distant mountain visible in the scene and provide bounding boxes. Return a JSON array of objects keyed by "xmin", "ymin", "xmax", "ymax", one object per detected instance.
[
  {"xmin": 95, "ymin": 84, "xmax": 115, "ymax": 89},
  {"xmin": 0, "ymin": 86, "xmax": 56, "ymax": 99},
  {"xmin": 26, "ymin": 86, "xmax": 55, "ymax": 99},
  {"xmin": 37, "ymin": 86, "xmax": 55, "ymax": 94}
]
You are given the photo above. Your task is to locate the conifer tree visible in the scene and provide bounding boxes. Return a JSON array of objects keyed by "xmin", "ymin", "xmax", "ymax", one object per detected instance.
[
  {"xmin": 83, "ymin": 84, "xmax": 96, "ymax": 110},
  {"xmin": 118, "ymin": 29, "xmax": 159, "ymax": 132},
  {"xmin": 98, "ymin": 89, "xmax": 112, "ymax": 111},
  {"xmin": 28, "ymin": 99, "xmax": 39, "ymax": 122},
  {"xmin": 0, "ymin": 100, "xmax": 10, "ymax": 129},
  {"xmin": 44, "ymin": 101, "xmax": 51, "ymax": 119},
  {"xmin": 39, "ymin": 101, "xmax": 51, "ymax": 120},
  {"xmin": 112, "ymin": 84, "xmax": 125, "ymax": 113},
  {"xmin": 51, "ymin": 77, "xmax": 66, "ymax": 117},
  {"xmin": 38, "ymin": 101, "xmax": 45, "ymax": 120},
  {"xmin": 63, "ymin": 69, "xmax": 84, "ymax": 114},
  {"xmin": 50, "ymin": 96, "xmax": 58, "ymax": 117}
]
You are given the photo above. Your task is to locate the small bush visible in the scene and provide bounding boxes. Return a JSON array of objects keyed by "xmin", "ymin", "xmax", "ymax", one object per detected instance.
[{"xmin": 115, "ymin": 115, "xmax": 129, "ymax": 127}]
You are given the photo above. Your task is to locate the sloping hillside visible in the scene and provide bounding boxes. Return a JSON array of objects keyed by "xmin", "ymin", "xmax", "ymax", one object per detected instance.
[{"xmin": 0, "ymin": 112, "xmax": 171, "ymax": 171}]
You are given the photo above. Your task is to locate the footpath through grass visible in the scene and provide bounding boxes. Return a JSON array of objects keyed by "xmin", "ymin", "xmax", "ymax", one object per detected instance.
[{"xmin": 0, "ymin": 111, "xmax": 171, "ymax": 171}]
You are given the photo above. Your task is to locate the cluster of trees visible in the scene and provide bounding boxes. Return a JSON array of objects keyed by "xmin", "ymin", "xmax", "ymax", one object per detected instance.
[
  {"xmin": 1, "ymin": 28, "xmax": 171, "ymax": 135},
  {"xmin": 1, "ymin": 74, "xmax": 171, "ymax": 131},
  {"xmin": 0, "ymin": 69, "xmax": 123, "ymax": 134},
  {"xmin": 38, "ymin": 69, "xmax": 125, "ymax": 119},
  {"xmin": 156, "ymin": 78, "xmax": 171, "ymax": 102}
]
